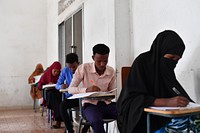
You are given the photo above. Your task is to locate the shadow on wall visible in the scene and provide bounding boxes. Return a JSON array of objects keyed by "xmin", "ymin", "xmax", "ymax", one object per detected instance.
[
  {"xmin": 193, "ymin": 68, "xmax": 200, "ymax": 103},
  {"xmin": 187, "ymin": 46, "xmax": 200, "ymax": 103}
]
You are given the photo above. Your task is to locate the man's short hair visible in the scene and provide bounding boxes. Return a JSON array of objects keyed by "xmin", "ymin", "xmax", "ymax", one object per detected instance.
[
  {"xmin": 66, "ymin": 53, "xmax": 79, "ymax": 64},
  {"xmin": 93, "ymin": 43, "xmax": 110, "ymax": 55}
]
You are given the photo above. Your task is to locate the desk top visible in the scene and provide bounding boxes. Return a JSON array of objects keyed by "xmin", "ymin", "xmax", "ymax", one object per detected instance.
[
  {"xmin": 42, "ymin": 84, "xmax": 56, "ymax": 90},
  {"xmin": 83, "ymin": 93, "xmax": 115, "ymax": 100},
  {"xmin": 144, "ymin": 107, "xmax": 200, "ymax": 115},
  {"xmin": 68, "ymin": 92, "xmax": 115, "ymax": 99},
  {"xmin": 29, "ymin": 83, "xmax": 37, "ymax": 86},
  {"xmin": 59, "ymin": 88, "xmax": 68, "ymax": 92}
]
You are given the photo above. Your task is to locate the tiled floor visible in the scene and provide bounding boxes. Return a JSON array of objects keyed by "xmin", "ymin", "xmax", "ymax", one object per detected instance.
[{"xmin": 0, "ymin": 108, "xmax": 69, "ymax": 133}]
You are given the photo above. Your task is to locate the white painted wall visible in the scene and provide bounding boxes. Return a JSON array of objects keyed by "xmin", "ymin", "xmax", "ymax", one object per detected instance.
[
  {"xmin": 46, "ymin": 0, "xmax": 59, "ymax": 66},
  {"xmin": 83, "ymin": 0, "xmax": 115, "ymax": 66},
  {"xmin": 58, "ymin": 0, "xmax": 116, "ymax": 68},
  {"xmin": 0, "ymin": 0, "xmax": 47, "ymax": 108},
  {"xmin": 131, "ymin": 0, "xmax": 200, "ymax": 103}
]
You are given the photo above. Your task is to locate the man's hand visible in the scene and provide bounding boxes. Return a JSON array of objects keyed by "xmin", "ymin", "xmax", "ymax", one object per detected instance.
[
  {"xmin": 61, "ymin": 84, "xmax": 68, "ymax": 89},
  {"xmin": 86, "ymin": 85, "xmax": 101, "ymax": 92}
]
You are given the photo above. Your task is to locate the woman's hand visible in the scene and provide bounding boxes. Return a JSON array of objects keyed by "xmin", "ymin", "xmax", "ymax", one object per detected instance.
[
  {"xmin": 86, "ymin": 85, "xmax": 101, "ymax": 92},
  {"xmin": 166, "ymin": 96, "xmax": 189, "ymax": 107},
  {"xmin": 153, "ymin": 96, "xmax": 189, "ymax": 107}
]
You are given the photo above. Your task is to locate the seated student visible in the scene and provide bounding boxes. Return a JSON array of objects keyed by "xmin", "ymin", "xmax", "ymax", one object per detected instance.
[
  {"xmin": 68, "ymin": 44, "xmax": 118, "ymax": 133},
  {"xmin": 116, "ymin": 30, "xmax": 200, "ymax": 133},
  {"xmin": 28, "ymin": 63, "xmax": 44, "ymax": 100},
  {"xmin": 38, "ymin": 61, "xmax": 62, "ymax": 128},
  {"xmin": 55, "ymin": 53, "xmax": 79, "ymax": 133}
]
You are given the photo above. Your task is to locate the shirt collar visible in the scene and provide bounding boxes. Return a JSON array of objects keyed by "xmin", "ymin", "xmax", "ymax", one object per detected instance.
[{"xmin": 91, "ymin": 62, "xmax": 111, "ymax": 76}]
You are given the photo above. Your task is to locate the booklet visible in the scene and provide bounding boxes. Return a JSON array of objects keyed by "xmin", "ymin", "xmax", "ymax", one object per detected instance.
[{"xmin": 68, "ymin": 88, "xmax": 117, "ymax": 99}]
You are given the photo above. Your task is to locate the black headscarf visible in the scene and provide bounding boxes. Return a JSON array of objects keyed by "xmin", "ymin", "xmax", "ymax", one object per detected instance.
[{"xmin": 116, "ymin": 30, "xmax": 193, "ymax": 133}]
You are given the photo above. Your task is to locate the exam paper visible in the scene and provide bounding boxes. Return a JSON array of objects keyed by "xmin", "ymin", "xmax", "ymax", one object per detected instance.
[{"xmin": 149, "ymin": 102, "xmax": 200, "ymax": 111}]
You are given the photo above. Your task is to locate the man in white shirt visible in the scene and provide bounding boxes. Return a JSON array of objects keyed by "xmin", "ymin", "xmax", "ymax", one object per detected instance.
[{"xmin": 68, "ymin": 44, "xmax": 117, "ymax": 133}]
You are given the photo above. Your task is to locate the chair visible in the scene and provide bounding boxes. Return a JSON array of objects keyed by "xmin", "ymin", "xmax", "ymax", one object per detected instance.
[
  {"xmin": 121, "ymin": 66, "xmax": 131, "ymax": 87},
  {"xmin": 78, "ymin": 98, "xmax": 115, "ymax": 133}
]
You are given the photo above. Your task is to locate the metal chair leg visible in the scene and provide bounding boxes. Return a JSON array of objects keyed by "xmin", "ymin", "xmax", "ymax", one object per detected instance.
[
  {"xmin": 33, "ymin": 98, "xmax": 36, "ymax": 112},
  {"xmin": 50, "ymin": 109, "xmax": 53, "ymax": 129},
  {"xmin": 78, "ymin": 118, "xmax": 83, "ymax": 133}
]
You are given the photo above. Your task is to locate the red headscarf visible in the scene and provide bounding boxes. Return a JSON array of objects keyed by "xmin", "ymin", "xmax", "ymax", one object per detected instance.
[{"xmin": 38, "ymin": 61, "xmax": 61, "ymax": 89}]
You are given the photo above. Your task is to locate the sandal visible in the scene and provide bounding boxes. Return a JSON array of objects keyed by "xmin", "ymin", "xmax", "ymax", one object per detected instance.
[{"xmin": 53, "ymin": 121, "xmax": 61, "ymax": 129}]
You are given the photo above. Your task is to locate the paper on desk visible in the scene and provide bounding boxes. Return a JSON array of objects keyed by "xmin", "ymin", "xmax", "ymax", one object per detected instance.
[
  {"xmin": 42, "ymin": 84, "xmax": 56, "ymax": 89},
  {"xmin": 149, "ymin": 102, "xmax": 200, "ymax": 111},
  {"xmin": 34, "ymin": 75, "xmax": 42, "ymax": 83},
  {"xmin": 68, "ymin": 88, "xmax": 117, "ymax": 99}
]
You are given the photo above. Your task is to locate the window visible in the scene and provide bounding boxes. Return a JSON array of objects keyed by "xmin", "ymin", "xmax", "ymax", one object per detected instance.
[{"xmin": 58, "ymin": 9, "xmax": 83, "ymax": 67}]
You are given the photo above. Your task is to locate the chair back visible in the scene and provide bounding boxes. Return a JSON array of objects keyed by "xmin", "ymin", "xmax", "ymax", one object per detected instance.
[{"xmin": 121, "ymin": 67, "xmax": 131, "ymax": 88}]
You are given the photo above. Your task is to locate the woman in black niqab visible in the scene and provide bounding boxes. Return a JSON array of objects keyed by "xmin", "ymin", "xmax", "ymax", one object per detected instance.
[{"xmin": 117, "ymin": 30, "xmax": 193, "ymax": 133}]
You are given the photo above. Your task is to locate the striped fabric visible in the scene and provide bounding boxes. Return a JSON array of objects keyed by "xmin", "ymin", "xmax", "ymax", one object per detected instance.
[{"xmin": 154, "ymin": 115, "xmax": 200, "ymax": 133}]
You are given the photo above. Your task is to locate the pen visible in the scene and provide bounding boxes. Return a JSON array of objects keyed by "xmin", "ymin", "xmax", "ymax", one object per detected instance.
[
  {"xmin": 90, "ymin": 80, "xmax": 95, "ymax": 85},
  {"xmin": 172, "ymin": 87, "xmax": 181, "ymax": 95}
]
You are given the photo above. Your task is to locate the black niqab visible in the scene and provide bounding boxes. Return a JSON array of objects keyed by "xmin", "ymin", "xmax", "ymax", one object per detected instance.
[{"xmin": 116, "ymin": 30, "xmax": 193, "ymax": 133}]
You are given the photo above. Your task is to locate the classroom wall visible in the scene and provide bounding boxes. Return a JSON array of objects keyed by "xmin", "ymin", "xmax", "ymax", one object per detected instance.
[
  {"xmin": 57, "ymin": 0, "xmax": 116, "ymax": 68},
  {"xmin": 0, "ymin": 0, "xmax": 47, "ymax": 108},
  {"xmin": 130, "ymin": 0, "xmax": 200, "ymax": 102},
  {"xmin": 46, "ymin": 0, "xmax": 59, "ymax": 66}
]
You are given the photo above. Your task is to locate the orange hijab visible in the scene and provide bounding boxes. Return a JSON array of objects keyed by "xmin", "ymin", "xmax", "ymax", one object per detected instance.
[{"xmin": 28, "ymin": 64, "xmax": 44, "ymax": 84}]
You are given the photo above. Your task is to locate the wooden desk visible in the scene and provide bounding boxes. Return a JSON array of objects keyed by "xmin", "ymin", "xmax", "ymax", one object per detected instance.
[
  {"xmin": 144, "ymin": 107, "xmax": 200, "ymax": 133},
  {"xmin": 41, "ymin": 84, "xmax": 56, "ymax": 117}
]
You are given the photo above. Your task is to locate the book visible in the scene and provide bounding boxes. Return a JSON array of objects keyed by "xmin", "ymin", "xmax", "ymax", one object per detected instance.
[
  {"xmin": 68, "ymin": 88, "xmax": 117, "ymax": 99},
  {"xmin": 149, "ymin": 102, "xmax": 200, "ymax": 111}
]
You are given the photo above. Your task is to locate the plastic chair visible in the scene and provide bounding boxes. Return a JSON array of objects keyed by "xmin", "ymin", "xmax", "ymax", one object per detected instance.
[{"xmin": 121, "ymin": 66, "xmax": 131, "ymax": 87}]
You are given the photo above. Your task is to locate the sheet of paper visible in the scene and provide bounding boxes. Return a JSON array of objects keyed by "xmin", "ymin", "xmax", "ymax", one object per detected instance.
[
  {"xmin": 149, "ymin": 102, "xmax": 200, "ymax": 111},
  {"xmin": 59, "ymin": 88, "xmax": 68, "ymax": 92},
  {"xmin": 42, "ymin": 84, "xmax": 56, "ymax": 89},
  {"xmin": 34, "ymin": 75, "xmax": 42, "ymax": 83},
  {"xmin": 68, "ymin": 88, "xmax": 117, "ymax": 99},
  {"xmin": 68, "ymin": 92, "xmax": 97, "ymax": 99}
]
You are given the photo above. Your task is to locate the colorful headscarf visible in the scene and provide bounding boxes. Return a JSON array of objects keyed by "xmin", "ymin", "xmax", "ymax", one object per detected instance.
[
  {"xmin": 28, "ymin": 63, "xmax": 44, "ymax": 84},
  {"xmin": 38, "ymin": 61, "xmax": 61, "ymax": 89}
]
